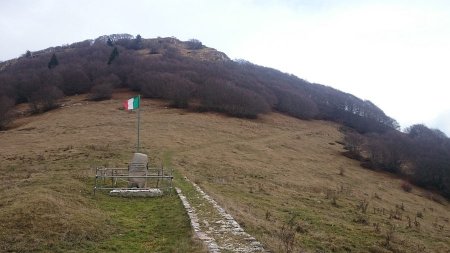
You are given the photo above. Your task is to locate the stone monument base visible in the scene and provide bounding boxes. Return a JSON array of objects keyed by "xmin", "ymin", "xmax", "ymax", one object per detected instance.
[{"xmin": 109, "ymin": 188, "xmax": 163, "ymax": 197}]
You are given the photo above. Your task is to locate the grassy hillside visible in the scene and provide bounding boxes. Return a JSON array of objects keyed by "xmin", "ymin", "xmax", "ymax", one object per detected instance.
[
  {"xmin": 0, "ymin": 94, "xmax": 448, "ymax": 252},
  {"xmin": 3, "ymin": 34, "xmax": 448, "ymax": 199},
  {"xmin": 0, "ymin": 94, "xmax": 205, "ymax": 252}
]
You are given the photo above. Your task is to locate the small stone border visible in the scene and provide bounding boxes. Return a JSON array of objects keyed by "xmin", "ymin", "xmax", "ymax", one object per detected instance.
[
  {"xmin": 176, "ymin": 187, "xmax": 221, "ymax": 252},
  {"xmin": 109, "ymin": 188, "xmax": 163, "ymax": 197},
  {"xmin": 176, "ymin": 178, "xmax": 267, "ymax": 253}
]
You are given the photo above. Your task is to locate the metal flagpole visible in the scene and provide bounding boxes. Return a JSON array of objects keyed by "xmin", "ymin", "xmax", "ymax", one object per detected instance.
[{"xmin": 137, "ymin": 95, "xmax": 141, "ymax": 153}]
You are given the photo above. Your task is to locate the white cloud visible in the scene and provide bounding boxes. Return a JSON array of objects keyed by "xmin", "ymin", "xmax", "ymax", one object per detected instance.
[
  {"xmin": 229, "ymin": 1, "xmax": 450, "ymax": 130},
  {"xmin": 429, "ymin": 110, "xmax": 450, "ymax": 136},
  {"xmin": 0, "ymin": 0, "xmax": 449, "ymax": 133}
]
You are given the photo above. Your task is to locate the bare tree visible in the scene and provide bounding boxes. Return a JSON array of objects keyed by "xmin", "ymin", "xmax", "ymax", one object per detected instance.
[
  {"xmin": 88, "ymin": 74, "xmax": 119, "ymax": 101},
  {"xmin": 186, "ymin": 39, "xmax": 203, "ymax": 49},
  {"xmin": 29, "ymin": 86, "xmax": 63, "ymax": 113},
  {"xmin": 57, "ymin": 65, "xmax": 92, "ymax": 95},
  {"xmin": 0, "ymin": 96, "xmax": 14, "ymax": 130},
  {"xmin": 273, "ymin": 89, "xmax": 318, "ymax": 120},
  {"xmin": 89, "ymin": 83, "xmax": 113, "ymax": 101},
  {"xmin": 198, "ymin": 79, "xmax": 270, "ymax": 118}
]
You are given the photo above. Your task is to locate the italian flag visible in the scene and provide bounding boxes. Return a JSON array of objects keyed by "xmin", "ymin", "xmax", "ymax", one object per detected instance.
[{"xmin": 123, "ymin": 96, "xmax": 140, "ymax": 110}]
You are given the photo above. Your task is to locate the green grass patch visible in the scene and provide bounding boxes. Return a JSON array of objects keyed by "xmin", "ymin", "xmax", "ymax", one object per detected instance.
[
  {"xmin": 172, "ymin": 170, "xmax": 223, "ymax": 223},
  {"xmin": 280, "ymin": 206, "xmax": 379, "ymax": 252},
  {"xmin": 83, "ymin": 191, "xmax": 204, "ymax": 253},
  {"xmin": 0, "ymin": 147, "xmax": 204, "ymax": 253},
  {"xmin": 82, "ymin": 151, "xmax": 204, "ymax": 252}
]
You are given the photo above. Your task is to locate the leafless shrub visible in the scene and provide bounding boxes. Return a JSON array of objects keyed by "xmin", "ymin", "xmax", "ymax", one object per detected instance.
[
  {"xmin": 58, "ymin": 65, "xmax": 92, "ymax": 95},
  {"xmin": 397, "ymin": 202, "xmax": 405, "ymax": 211},
  {"xmin": 389, "ymin": 208, "xmax": 402, "ymax": 220},
  {"xmin": 383, "ymin": 224, "xmax": 396, "ymax": 248},
  {"xmin": 88, "ymin": 75, "xmax": 116, "ymax": 101},
  {"xmin": 343, "ymin": 131, "xmax": 364, "ymax": 155},
  {"xmin": 372, "ymin": 192, "xmax": 382, "ymax": 200},
  {"xmin": 426, "ymin": 192, "xmax": 445, "ymax": 205},
  {"xmin": 325, "ymin": 189, "xmax": 338, "ymax": 206},
  {"xmin": 414, "ymin": 217, "xmax": 421, "ymax": 228},
  {"xmin": 279, "ymin": 215, "xmax": 298, "ymax": 253},
  {"xmin": 336, "ymin": 184, "xmax": 352, "ymax": 195},
  {"xmin": 357, "ymin": 199, "xmax": 369, "ymax": 213},
  {"xmin": 199, "ymin": 79, "xmax": 270, "ymax": 118},
  {"xmin": 373, "ymin": 222, "xmax": 381, "ymax": 233},
  {"xmin": 29, "ymin": 85, "xmax": 63, "ymax": 113},
  {"xmin": 186, "ymin": 39, "xmax": 203, "ymax": 50},
  {"xmin": 273, "ymin": 89, "xmax": 318, "ymax": 120},
  {"xmin": 0, "ymin": 95, "xmax": 14, "ymax": 130},
  {"xmin": 166, "ymin": 79, "xmax": 194, "ymax": 109},
  {"xmin": 353, "ymin": 215, "xmax": 369, "ymax": 225},
  {"xmin": 416, "ymin": 244, "xmax": 426, "ymax": 251},
  {"xmin": 400, "ymin": 182, "xmax": 412, "ymax": 192}
]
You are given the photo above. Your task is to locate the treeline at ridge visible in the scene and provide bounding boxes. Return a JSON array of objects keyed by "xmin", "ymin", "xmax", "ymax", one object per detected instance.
[
  {"xmin": 343, "ymin": 124, "xmax": 450, "ymax": 199},
  {"xmin": 0, "ymin": 34, "xmax": 448, "ymax": 199},
  {"xmin": 0, "ymin": 34, "xmax": 398, "ymax": 133}
]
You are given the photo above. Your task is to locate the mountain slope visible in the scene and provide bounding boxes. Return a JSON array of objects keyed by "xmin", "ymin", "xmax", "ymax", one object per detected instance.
[
  {"xmin": 0, "ymin": 94, "xmax": 448, "ymax": 252},
  {"xmin": 0, "ymin": 34, "xmax": 398, "ymax": 133}
]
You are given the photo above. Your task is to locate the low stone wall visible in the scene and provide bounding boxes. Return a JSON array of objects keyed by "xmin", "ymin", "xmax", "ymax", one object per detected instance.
[
  {"xmin": 109, "ymin": 189, "xmax": 163, "ymax": 197},
  {"xmin": 176, "ymin": 178, "xmax": 267, "ymax": 253}
]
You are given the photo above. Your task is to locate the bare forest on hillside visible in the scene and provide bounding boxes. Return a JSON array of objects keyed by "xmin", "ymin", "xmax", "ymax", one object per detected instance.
[{"xmin": 0, "ymin": 34, "xmax": 449, "ymax": 198}]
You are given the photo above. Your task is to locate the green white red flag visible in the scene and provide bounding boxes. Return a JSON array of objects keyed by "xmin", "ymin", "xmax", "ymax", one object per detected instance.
[{"xmin": 123, "ymin": 96, "xmax": 140, "ymax": 110}]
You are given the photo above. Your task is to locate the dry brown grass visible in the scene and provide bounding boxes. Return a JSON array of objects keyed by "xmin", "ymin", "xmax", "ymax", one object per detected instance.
[
  {"xmin": 0, "ymin": 186, "xmax": 108, "ymax": 251},
  {"xmin": 1, "ymin": 94, "xmax": 449, "ymax": 252}
]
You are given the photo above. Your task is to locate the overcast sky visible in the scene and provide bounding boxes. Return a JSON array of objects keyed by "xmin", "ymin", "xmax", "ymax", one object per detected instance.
[{"xmin": 1, "ymin": 0, "xmax": 449, "ymax": 135}]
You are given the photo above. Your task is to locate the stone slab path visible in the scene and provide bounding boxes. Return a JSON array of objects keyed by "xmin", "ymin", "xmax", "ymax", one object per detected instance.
[{"xmin": 176, "ymin": 178, "xmax": 267, "ymax": 253}]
